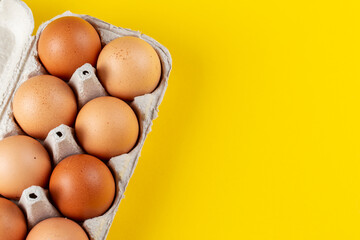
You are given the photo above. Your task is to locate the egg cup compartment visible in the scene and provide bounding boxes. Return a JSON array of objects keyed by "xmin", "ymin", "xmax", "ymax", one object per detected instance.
[
  {"xmin": 44, "ymin": 124, "xmax": 84, "ymax": 165},
  {"xmin": 68, "ymin": 63, "xmax": 108, "ymax": 109},
  {"xmin": 18, "ymin": 186, "xmax": 61, "ymax": 229},
  {"xmin": 0, "ymin": 0, "xmax": 172, "ymax": 239}
]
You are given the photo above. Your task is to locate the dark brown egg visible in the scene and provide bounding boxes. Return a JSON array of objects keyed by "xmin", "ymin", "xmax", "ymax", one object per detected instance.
[
  {"xmin": 38, "ymin": 16, "xmax": 101, "ymax": 81},
  {"xmin": 49, "ymin": 154, "xmax": 115, "ymax": 221}
]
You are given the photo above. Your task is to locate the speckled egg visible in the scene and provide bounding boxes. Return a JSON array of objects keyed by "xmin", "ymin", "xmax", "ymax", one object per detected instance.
[{"xmin": 96, "ymin": 36, "xmax": 161, "ymax": 101}]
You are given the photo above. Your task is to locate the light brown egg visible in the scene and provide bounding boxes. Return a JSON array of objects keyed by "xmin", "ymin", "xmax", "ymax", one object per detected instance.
[
  {"xmin": 75, "ymin": 96, "xmax": 139, "ymax": 160},
  {"xmin": 38, "ymin": 16, "xmax": 101, "ymax": 81},
  {"xmin": 0, "ymin": 198, "xmax": 27, "ymax": 240},
  {"xmin": 97, "ymin": 36, "xmax": 161, "ymax": 101},
  {"xmin": 49, "ymin": 154, "xmax": 115, "ymax": 221},
  {"xmin": 26, "ymin": 217, "xmax": 88, "ymax": 240},
  {"xmin": 13, "ymin": 75, "xmax": 77, "ymax": 139},
  {"xmin": 0, "ymin": 135, "xmax": 51, "ymax": 199}
]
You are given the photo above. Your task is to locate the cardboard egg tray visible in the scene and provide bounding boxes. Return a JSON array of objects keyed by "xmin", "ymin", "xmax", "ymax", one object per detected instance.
[{"xmin": 0, "ymin": 0, "xmax": 172, "ymax": 239}]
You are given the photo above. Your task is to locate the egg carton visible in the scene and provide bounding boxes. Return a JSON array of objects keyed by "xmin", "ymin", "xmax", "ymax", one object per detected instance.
[{"xmin": 0, "ymin": 0, "xmax": 172, "ymax": 239}]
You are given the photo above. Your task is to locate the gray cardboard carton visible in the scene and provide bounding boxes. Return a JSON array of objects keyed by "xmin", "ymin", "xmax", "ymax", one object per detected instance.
[{"xmin": 0, "ymin": 0, "xmax": 172, "ymax": 239}]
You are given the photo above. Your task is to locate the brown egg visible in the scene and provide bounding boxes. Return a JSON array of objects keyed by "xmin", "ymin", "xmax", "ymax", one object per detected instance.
[
  {"xmin": 0, "ymin": 198, "xmax": 27, "ymax": 240},
  {"xmin": 75, "ymin": 96, "xmax": 139, "ymax": 160},
  {"xmin": 97, "ymin": 36, "xmax": 161, "ymax": 101},
  {"xmin": 38, "ymin": 16, "xmax": 101, "ymax": 81},
  {"xmin": 26, "ymin": 218, "xmax": 88, "ymax": 240},
  {"xmin": 0, "ymin": 135, "xmax": 51, "ymax": 199},
  {"xmin": 49, "ymin": 154, "xmax": 115, "ymax": 221},
  {"xmin": 13, "ymin": 75, "xmax": 77, "ymax": 139}
]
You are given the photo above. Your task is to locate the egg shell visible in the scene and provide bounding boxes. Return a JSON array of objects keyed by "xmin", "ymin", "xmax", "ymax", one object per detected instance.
[
  {"xmin": 38, "ymin": 16, "xmax": 101, "ymax": 81},
  {"xmin": 12, "ymin": 75, "xmax": 78, "ymax": 139},
  {"xmin": 26, "ymin": 217, "xmax": 89, "ymax": 240},
  {"xmin": 0, "ymin": 197, "xmax": 27, "ymax": 240},
  {"xmin": 0, "ymin": 135, "xmax": 51, "ymax": 199},
  {"xmin": 0, "ymin": 0, "xmax": 172, "ymax": 239},
  {"xmin": 49, "ymin": 154, "xmax": 115, "ymax": 221},
  {"xmin": 97, "ymin": 36, "xmax": 161, "ymax": 101},
  {"xmin": 75, "ymin": 96, "xmax": 139, "ymax": 160}
]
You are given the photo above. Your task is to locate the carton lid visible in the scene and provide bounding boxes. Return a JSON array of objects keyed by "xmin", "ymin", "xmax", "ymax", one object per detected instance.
[{"xmin": 0, "ymin": 0, "xmax": 34, "ymax": 115}]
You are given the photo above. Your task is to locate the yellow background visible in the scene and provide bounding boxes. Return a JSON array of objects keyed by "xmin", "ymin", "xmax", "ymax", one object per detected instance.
[{"xmin": 22, "ymin": 0, "xmax": 360, "ymax": 239}]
